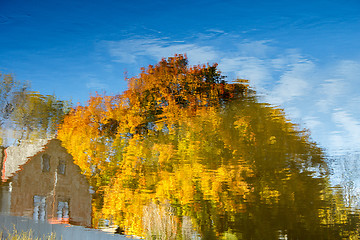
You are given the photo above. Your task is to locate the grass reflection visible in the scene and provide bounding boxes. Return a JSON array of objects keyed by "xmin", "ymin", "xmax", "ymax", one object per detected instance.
[{"xmin": 0, "ymin": 227, "xmax": 57, "ymax": 240}]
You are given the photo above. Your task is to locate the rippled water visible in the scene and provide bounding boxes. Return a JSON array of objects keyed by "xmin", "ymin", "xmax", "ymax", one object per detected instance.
[
  {"xmin": 1, "ymin": 63, "xmax": 360, "ymax": 239},
  {"xmin": 1, "ymin": 99, "xmax": 359, "ymax": 239}
]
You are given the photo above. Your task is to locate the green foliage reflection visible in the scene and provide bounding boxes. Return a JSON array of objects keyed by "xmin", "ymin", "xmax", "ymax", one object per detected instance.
[{"xmin": 0, "ymin": 73, "xmax": 70, "ymax": 145}]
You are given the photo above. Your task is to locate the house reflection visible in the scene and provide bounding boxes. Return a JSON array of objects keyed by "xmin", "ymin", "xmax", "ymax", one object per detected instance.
[{"xmin": 0, "ymin": 139, "xmax": 92, "ymax": 227}]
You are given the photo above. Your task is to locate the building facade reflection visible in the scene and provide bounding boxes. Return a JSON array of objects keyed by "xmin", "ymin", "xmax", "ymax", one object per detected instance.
[{"xmin": 0, "ymin": 139, "xmax": 92, "ymax": 227}]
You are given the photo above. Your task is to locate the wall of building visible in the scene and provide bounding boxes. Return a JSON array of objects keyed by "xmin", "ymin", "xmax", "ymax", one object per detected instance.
[{"xmin": 8, "ymin": 139, "xmax": 92, "ymax": 227}]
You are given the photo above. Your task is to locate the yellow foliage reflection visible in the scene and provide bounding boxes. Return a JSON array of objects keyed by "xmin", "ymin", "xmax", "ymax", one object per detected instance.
[{"xmin": 58, "ymin": 55, "xmax": 359, "ymax": 239}]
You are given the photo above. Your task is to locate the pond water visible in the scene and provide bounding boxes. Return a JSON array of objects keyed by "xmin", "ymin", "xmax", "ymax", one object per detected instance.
[
  {"xmin": 1, "ymin": 57, "xmax": 360, "ymax": 239},
  {"xmin": 0, "ymin": 97, "xmax": 359, "ymax": 240},
  {"xmin": 1, "ymin": 0, "xmax": 360, "ymax": 238}
]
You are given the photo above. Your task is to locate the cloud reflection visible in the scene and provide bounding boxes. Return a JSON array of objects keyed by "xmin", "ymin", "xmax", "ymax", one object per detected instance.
[{"xmin": 102, "ymin": 33, "xmax": 360, "ymax": 154}]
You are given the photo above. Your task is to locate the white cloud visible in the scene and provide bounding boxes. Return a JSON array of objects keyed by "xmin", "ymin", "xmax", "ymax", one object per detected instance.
[
  {"xmin": 267, "ymin": 58, "xmax": 314, "ymax": 105},
  {"xmin": 146, "ymin": 43, "xmax": 218, "ymax": 65},
  {"xmin": 311, "ymin": 60, "xmax": 360, "ymax": 119},
  {"xmin": 206, "ymin": 29, "xmax": 225, "ymax": 34},
  {"xmin": 219, "ymin": 49, "xmax": 316, "ymax": 105},
  {"xmin": 235, "ymin": 40, "xmax": 274, "ymax": 58},
  {"xmin": 106, "ymin": 39, "xmax": 159, "ymax": 63},
  {"xmin": 219, "ymin": 57, "xmax": 272, "ymax": 90},
  {"xmin": 282, "ymin": 106, "xmax": 302, "ymax": 121},
  {"xmin": 330, "ymin": 110, "xmax": 360, "ymax": 151},
  {"xmin": 105, "ymin": 38, "xmax": 218, "ymax": 65},
  {"xmin": 86, "ymin": 79, "xmax": 108, "ymax": 90},
  {"xmin": 316, "ymin": 78, "xmax": 345, "ymax": 113},
  {"xmin": 303, "ymin": 116, "xmax": 322, "ymax": 130},
  {"xmin": 336, "ymin": 60, "xmax": 360, "ymax": 81}
]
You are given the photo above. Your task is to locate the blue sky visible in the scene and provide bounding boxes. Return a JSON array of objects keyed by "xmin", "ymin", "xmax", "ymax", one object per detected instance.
[{"xmin": 1, "ymin": 0, "xmax": 360, "ymax": 154}]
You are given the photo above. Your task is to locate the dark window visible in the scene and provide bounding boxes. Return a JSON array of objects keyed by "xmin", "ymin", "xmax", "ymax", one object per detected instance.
[
  {"xmin": 42, "ymin": 154, "xmax": 50, "ymax": 172},
  {"xmin": 33, "ymin": 195, "xmax": 46, "ymax": 221},
  {"xmin": 58, "ymin": 160, "xmax": 66, "ymax": 175}
]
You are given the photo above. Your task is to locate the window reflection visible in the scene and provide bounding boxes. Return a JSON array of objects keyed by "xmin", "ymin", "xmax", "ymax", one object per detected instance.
[
  {"xmin": 33, "ymin": 195, "xmax": 46, "ymax": 221},
  {"xmin": 42, "ymin": 154, "xmax": 50, "ymax": 172},
  {"xmin": 57, "ymin": 200, "xmax": 69, "ymax": 220},
  {"xmin": 58, "ymin": 160, "xmax": 66, "ymax": 175}
]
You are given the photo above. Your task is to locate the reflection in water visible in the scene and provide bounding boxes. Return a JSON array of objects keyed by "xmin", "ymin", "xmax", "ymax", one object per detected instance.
[
  {"xmin": 0, "ymin": 73, "xmax": 70, "ymax": 146},
  {"xmin": 1, "ymin": 57, "xmax": 360, "ymax": 239},
  {"xmin": 33, "ymin": 195, "xmax": 46, "ymax": 221},
  {"xmin": 97, "ymin": 99, "xmax": 359, "ymax": 239},
  {"xmin": 0, "ymin": 139, "xmax": 92, "ymax": 227},
  {"xmin": 55, "ymin": 55, "xmax": 360, "ymax": 239},
  {"xmin": 328, "ymin": 152, "xmax": 360, "ymax": 208}
]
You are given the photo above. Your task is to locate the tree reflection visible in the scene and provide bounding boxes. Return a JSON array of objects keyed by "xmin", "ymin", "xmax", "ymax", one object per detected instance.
[
  {"xmin": 101, "ymin": 99, "xmax": 358, "ymax": 239},
  {"xmin": 56, "ymin": 55, "xmax": 359, "ymax": 239},
  {"xmin": 0, "ymin": 73, "xmax": 70, "ymax": 145}
]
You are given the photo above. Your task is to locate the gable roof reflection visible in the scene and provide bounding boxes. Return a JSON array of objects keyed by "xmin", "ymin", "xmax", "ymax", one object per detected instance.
[
  {"xmin": 1, "ymin": 139, "xmax": 49, "ymax": 182},
  {"xmin": 0, "ymin": 139, "xmax": 92, "ymax": 227}
]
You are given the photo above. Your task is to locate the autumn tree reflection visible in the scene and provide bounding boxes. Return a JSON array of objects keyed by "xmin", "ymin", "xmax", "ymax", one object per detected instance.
[{"xmin": 57, "ymin": 55, "xmax": 359, "ymax": 239}]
